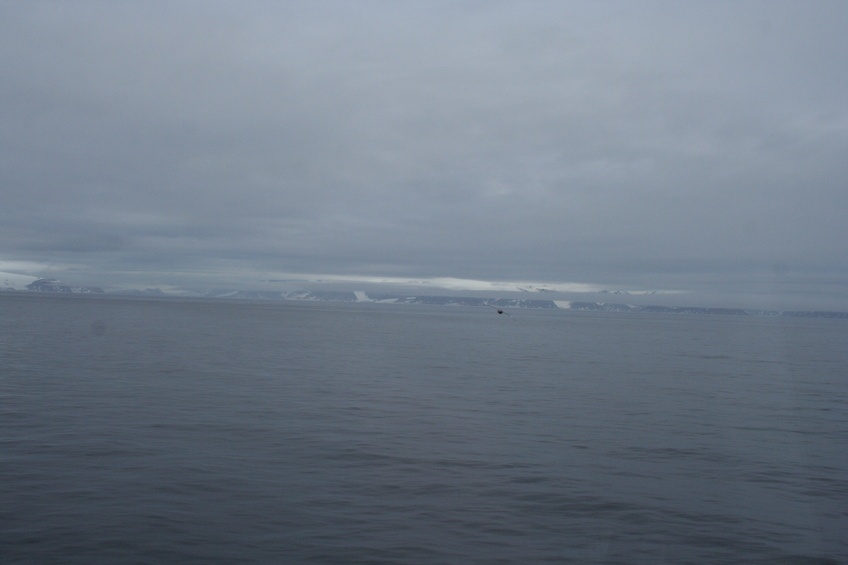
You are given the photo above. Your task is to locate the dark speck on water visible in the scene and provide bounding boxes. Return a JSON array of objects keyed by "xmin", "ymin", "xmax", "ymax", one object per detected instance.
[{"xmin": 1, "ymin": 293, "xmax": 847, "ymax": 564}]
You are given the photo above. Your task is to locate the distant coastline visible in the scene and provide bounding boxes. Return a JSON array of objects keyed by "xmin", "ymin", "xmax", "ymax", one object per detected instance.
[{"xmin": 3, "ymin": 280, "xmax": 847, "ymax": 320}]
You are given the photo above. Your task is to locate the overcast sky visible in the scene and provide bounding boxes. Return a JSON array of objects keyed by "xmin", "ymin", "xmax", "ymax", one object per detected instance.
[{"xmin": 2, "ymin": 2, "xmax": 847, "ymax": 307}]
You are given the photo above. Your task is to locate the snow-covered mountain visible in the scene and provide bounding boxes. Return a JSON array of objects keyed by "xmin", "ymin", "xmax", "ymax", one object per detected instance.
[
  {"xmin": 1, "ymin": 271, "xmax": 39, "ymax": 291},
  {"xmin": 3, "ymin": 271, "xmax": 845, "ymax": 319},
  {"xmin": 563, "ymin": 301, "xmax": 848, "ymax": 318},
  {"xmin": 0, "ymin": 272, "xmax": 104, "ymax": 293}
]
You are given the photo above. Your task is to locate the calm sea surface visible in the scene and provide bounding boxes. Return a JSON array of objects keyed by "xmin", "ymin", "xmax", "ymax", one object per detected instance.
[{"xmin": 1, "ymin": 293, "xmax": 846, "ymax": 564}]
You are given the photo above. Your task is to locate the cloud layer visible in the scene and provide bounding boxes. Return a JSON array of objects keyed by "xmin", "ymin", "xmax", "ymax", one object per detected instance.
[{"xmin": 2, "ymin": 2, "xmax": 847, "ymax": 306}]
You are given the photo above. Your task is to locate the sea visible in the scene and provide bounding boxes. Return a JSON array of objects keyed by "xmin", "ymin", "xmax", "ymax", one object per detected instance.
[{"xmin": 1, "ymin": 292, "xmax": 846, "ymax": 564}]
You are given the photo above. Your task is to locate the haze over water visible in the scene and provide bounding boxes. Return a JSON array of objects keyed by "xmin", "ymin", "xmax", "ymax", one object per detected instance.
[{"xmin": 2, "ymin": 293, "xmax": 846, "ymax": 564}]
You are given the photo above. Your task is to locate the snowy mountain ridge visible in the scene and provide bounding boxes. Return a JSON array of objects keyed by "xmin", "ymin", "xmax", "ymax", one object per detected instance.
[
  {"xmin": 1, "ymin": 271, "xmax": 39, "ymax": 291},
  {"xmin": 0, "ymin": 271, "xmax": 104, "ymax": 293},
  {"xmin": 2, "ymin": 271, "xmax": 846, "ymax": 319}
]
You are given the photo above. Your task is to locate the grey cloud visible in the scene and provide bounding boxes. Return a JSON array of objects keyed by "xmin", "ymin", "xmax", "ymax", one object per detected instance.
[{"xmin": 1, "ymin": 1, "xmax": 846, "ymax": 306}]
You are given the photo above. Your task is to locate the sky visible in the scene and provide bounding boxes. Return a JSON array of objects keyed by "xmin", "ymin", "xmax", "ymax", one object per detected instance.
[{"xmin": 2, "ymin": 1, "xmax": 847, "ymax": 308}]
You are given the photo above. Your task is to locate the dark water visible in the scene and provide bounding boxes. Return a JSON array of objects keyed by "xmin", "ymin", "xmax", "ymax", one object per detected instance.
[{"xmin": 2, "ymin": 293, "xmax": 846, "ymax": 564}]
